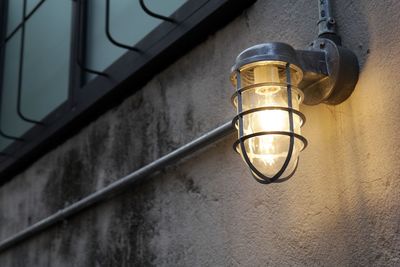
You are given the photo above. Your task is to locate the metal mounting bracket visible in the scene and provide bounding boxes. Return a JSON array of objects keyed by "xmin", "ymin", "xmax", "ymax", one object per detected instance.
[
  {"xmin": 297, "ymin": 38, "xmax": 359, "ymax": 105},
  {"xmin": 230, "ymin": 40, "xmax": 359, "ymax": 106}
]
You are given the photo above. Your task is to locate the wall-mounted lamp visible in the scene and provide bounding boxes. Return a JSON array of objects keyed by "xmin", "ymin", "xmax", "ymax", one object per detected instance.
[{"xmin": 230, "ymin": 1, "xmax": 359, "ymax": 183}]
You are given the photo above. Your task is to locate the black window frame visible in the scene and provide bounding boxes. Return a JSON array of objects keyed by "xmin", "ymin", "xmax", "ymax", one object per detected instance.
[{"xmin": 0, "ymin": 0, "xmax": 256, "ymax": 184}]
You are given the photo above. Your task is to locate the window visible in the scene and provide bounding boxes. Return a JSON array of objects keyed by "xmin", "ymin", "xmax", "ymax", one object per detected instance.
[
  {"xmin": 0, "ymin": 0, "xmax": 256, "ymax": 183},
  {"xmin": 0, "ymin": 0, "xmax": 72, "ymax": 150},
  {"xmin": 86, "ymin": 0, "xmax": 187, "ymax": 80}
]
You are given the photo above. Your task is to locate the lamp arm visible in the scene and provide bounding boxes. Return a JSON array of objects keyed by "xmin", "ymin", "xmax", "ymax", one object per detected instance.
[{"xmin": 295, "ymin": 38, "xmax": 359, "ymax": 105}]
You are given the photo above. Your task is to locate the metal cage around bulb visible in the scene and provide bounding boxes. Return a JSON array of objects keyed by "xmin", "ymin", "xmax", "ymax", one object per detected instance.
[{"xmin": 231, "ymin": 43, "xmax": 308, "ymax": 183}]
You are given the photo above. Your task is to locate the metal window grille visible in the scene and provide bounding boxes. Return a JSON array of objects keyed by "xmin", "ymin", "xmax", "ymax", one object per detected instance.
[{"xmin": 0, "ymin": 0, "xmax": 256, "ymax": 184}]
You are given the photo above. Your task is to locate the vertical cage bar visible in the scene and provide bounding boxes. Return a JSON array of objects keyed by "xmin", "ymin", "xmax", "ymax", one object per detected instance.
[
  {"xmin": 272, "ymin": 62, "xmax": 296, "ymax": 181},
  {"xmin": 273, "ymin": 63, "xmax": 299, "ymax": 183},
  {"xmin": 235, "ymin": 69, "xmax": 271, "ymax": 183}
]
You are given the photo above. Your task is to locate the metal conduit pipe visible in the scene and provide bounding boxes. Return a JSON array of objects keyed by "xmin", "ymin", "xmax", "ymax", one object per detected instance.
[
  {"xmin": 317, "ymin": 0, "xmax": 340, "ymax": 44},
  {"xmin": 0, "ymin": 122, "xmax": 235, "ymax": 252}
]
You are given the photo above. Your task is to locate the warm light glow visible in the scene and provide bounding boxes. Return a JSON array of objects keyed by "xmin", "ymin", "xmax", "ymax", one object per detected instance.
[{"xmin": 233, "ymin": 62, "xmax": 305, "ymax": 178}]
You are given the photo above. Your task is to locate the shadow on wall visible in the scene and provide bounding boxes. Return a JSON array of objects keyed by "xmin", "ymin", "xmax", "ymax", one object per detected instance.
[
  {"xmin": 255, "ymin": 0, "xmax": 400, "ymax": 264},
  {"xmin": 292, "ymin": 1, "xmax": 400, "ymax": 265},
  {"xmin": 229, "ymin": 0, "xmax": 375, "ymax": 254},
  {"xmin": 335, "ymin": 0, "xmax": 371, "ymax": 69}
]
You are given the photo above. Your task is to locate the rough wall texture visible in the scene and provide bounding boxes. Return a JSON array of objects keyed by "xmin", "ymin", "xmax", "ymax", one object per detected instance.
[{"xmin": 0, "ymin": 0, "xmax": 400, "ymax": 266}]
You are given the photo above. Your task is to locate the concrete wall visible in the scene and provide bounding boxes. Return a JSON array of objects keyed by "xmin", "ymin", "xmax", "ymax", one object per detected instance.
[{"xmin": 1, "ymin": 0, "xmax": 399, "ymax": 266}]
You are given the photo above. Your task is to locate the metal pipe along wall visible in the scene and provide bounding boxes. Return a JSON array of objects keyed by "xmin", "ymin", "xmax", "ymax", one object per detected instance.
[{"xmin": 0, "ymin": 122, "xmax": 235, "ymax": 253}]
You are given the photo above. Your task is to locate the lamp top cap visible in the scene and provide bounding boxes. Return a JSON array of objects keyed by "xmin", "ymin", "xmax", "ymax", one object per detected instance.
[{"xmin": 231, "ymin": 42, "xmax": 301, "ymax": 72}]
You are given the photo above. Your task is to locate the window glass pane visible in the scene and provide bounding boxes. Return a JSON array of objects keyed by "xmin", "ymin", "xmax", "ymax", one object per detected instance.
[
  {"xmin": 6, "ymin": 0, "xmax": 23, "ymax": 35},
  {"xmin": 0, "ymin": 31, "xmax": 32, "ymax": 150},
  {"xmin": 26, "ymin": 0, "xmax": 41, "ymax": 15},
  {"xmin": 85, "ymin": 0, "xmax": 187, "ymax": 80},
  {"xmin": 20, "ymin": 0, "xmax": 72, "ymax": 120}
]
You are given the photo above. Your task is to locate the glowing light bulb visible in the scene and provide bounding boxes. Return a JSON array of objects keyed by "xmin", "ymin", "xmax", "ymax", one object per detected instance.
[{"xmin": 238, "ymin": 63, "xmax": 304, "ymax": 178}]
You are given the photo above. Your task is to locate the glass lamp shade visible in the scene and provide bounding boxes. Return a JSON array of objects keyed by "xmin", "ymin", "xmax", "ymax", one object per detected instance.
[{"xmin": 231, "ymin": 61, "xmax": 307, "ymax": 182}]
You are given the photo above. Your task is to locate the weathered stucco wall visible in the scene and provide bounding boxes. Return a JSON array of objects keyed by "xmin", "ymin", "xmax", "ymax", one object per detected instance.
[{"xmin": 0, "ymin": 0, "xmax": 399, "ymax": 266}]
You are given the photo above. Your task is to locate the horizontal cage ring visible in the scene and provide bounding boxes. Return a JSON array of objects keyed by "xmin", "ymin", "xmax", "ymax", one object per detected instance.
[
  {"xmin": 232, "ymin": 106, "xmax": 306, "ymax": 128},
  {"xmin": 233, "ymin": 131, "xmax": 308, "ymax": 153},
  {"xmin": 231, "ymin": 82, "xmax": 304, "ymax": 105}
]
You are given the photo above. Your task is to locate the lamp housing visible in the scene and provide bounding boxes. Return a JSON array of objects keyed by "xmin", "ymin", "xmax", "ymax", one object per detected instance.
[{"xmin": 231, "ymin": 39, "xmax": 359, "ymax": 183}]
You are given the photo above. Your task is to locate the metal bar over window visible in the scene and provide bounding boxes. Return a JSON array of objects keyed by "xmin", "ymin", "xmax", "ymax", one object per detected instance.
[
  {"xmin": 16, "ymin": 0, "xmax": 44, "ymax": 125},
  {"xmin": 4, "ymin": 0, "xmax": 46, "ymax": 42},
  {"xmin": 138, "ymin": 0, "xmax": 176, "ymax": 22},
  {"xmin": 0, "ymin": 0, "xmax": 257, "ymax": 184},
  {"xmin": 105, "ymin": 0, "xmax": 141, "ymax": 51},
  {"xmin": 0, "ymin": 0, "xmax": 25, "ymax": 142}
]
